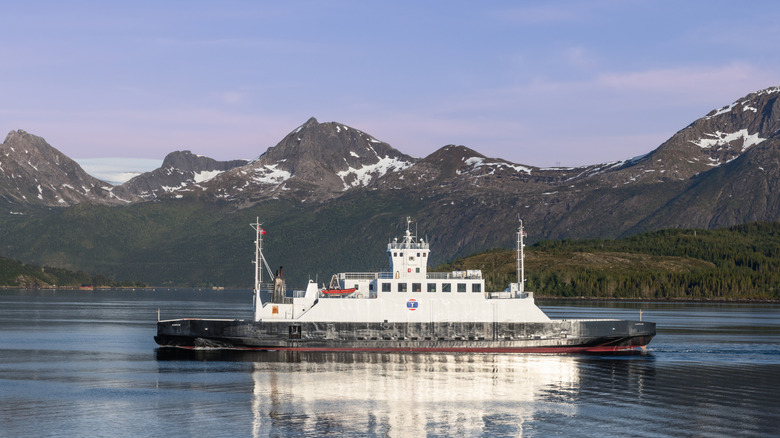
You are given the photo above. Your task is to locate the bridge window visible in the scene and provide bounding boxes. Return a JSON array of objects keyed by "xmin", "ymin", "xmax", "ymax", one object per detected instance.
[
  {"xmin": 457, "ymin": 283, "xmax": 467, "ymax": 293},
  {"xmin": 442, "ymin": 283, "xmax": 451, "ymax": 293},
  {"xmin": 412, "ymin": 283, "xmax": 421, "ymax": 292},
  {"xmin": 398, "ymin": 283, "xmax": 407, "ymax": 293},
  {"xmin": 472, "ymin": 283, "xmax": 481, "ymax": 293},
  {"xmin": 427, "ymin": 283, "xmax": 436, "ymax": 292},
  {"xmin": 381, "ymin": 283, "xmax": 391, "ymax": 292}
]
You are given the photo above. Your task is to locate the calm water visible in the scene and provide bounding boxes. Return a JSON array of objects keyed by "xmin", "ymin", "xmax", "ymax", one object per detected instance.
[{"xmin": 1, "ymin": 289, "xmax": 778, "ymax": 437}]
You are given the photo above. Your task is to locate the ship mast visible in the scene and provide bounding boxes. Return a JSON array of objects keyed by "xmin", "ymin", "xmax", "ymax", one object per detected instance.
[
  {"xmin": 517, "ymin": 219, "xmax": 525, "ymax": 294},
  {"xmin": 251, "ymin": 218, "xmax": 275, "ymax": 321}
]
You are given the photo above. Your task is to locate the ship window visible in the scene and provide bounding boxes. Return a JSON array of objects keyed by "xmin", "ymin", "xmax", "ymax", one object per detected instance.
[
  {"xmin": 427, "ymin": 283, "xmax": 436, "ymax": 292},
  {"xmin": 417, "ymin": 253, "xmax": 420, "ymax": 257},
  {"xmin": 415, "ymin": 267, "xmax": 420, "ymax": 273},
  {"xmin": 398, "ymin": 283, "xmax": 407, "ymax": 293},
  {"xmin": 472, "ymin": 283, "xmax": 481, "ymax": 293},
  {"xmin": 381, "ymin": 283, "xmax": 391, "ymax": 292},
  {"xmin": 394, "ymin": 252, "xmax": 397, "ymax": 257},
  {"xmin": 412, "ymin": 283, "xmax": 421, "ymax": 292},
  {"xmin": 442, "ymin": 283, "xmax": 451, "ymax": 293},
  {"xmin": 457, "ymin": 283, "xmax": 467, "ymax": 293},
  {"xmin": 369, "ymin": 284, "xmax": 374, "ymax": 291},
  {"xmin": 423, "ymin": 253, "xmax": 427, "ymax": 257}
]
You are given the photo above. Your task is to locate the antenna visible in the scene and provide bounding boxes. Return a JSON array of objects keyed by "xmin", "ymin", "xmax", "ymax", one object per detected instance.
[{"xmin": 517, "ymin": 217, "xmax": 525, "ymax": 294}]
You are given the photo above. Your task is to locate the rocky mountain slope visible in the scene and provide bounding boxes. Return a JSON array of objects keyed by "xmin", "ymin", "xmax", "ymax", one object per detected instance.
[
  {"xmin": 193, "ymin": 117, "xmax": 416, "ymax": 204},
  {"xmin": 122, "ymin": 150, "xmax": 247, "ymax": 199},
  {"xmin": 0, "ymin": 130, "xmax": 138, "ymax": 207}
]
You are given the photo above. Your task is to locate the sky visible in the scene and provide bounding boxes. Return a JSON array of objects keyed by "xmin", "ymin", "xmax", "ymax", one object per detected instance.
[{"xmin": 2, "ymin": 0, "xmax": 780, "ymax": 182}]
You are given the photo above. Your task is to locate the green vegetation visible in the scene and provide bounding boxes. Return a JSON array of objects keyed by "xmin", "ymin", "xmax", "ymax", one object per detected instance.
[
  {"xmin": 0, "ymin": 195, "xmax": 421, "ymax": 288},
  {"xmin": 4, "ymin": 194, "xmax": 780, "ymax": 300},
  {"xmin": 0, "ymin": 256, "xmax": 146, "ymax": 288},
  {"xmin": 435, "ymin": 222, "xmax": 780, "ymax": 301}
]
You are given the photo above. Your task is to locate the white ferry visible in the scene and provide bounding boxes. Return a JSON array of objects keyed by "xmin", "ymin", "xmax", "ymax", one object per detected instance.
[{"xmin": 155, "ymin": 218, "xmax": 655, "ymax": 353}]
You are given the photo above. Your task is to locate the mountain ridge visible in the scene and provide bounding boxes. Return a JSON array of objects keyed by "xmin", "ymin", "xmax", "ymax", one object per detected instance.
[
  {"xmin": 0, "ymin": 130, "xmax": 139, "ymax": 206},
  {"xmin": 1, "ymin": 86, "xmax": 779, "ymax": 286},
  {"xmin": 5, "ymin": 85, "xmax": 778, "ymax": 210}
]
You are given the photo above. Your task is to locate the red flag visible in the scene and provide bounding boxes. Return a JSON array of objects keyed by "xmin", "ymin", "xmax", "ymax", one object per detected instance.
[{"xmin": 259, "ymin": 228, "xmax": 267, "ymax": 235}]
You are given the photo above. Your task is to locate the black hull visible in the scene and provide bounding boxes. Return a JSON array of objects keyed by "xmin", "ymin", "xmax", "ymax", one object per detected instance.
[{"xmin": 155, "ymin": 319, "xmax": 655, "ymax": 354}]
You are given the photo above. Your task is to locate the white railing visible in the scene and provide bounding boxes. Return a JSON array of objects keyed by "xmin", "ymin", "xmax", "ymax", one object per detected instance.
[
  {"xmin": 486, "ymin": 291, "xmax": 533, "ymax": 299},
  {"xmin": 427, "ymin": 271, "xmax": 482, "ymax": 279},
  {"xmin": 340, "ymin": 272, "xmax": 394, "ymax": 280},
  {"xmin": 387, "ymin": 241, "xmax": 429, "ymax": 250}
]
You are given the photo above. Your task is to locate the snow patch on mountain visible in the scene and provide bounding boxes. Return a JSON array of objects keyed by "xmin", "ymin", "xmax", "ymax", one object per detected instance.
[
  {"xmin": 690, "ymin": 129, "xmax": 766, "ymax": 151},
  {"xmin": 251, "ymin": 164, "xmax": 292, "ymax": 185},
  {"xmin": 193, "ymin": 170, "xmax": 223, "ymax": 183},
  {"xmin": 709, "ymin": 102, "xmax": 739, "ymax": 118},
  {"xmin": 462, "ymin": 157, "xmax": 533, "ymax": 175},
  {"xmin": 338, "ymin": 156, "xmax": 413, "ymax": 189}
]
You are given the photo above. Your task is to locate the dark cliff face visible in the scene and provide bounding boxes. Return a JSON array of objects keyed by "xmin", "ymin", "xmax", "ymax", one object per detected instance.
[
  {"xmin": 628, "ymin": 134, "xmax": 780, "ymax": 232},
  {"xmin": 0, "ymin": 130, "xmax": 138, "ymax": 206}
]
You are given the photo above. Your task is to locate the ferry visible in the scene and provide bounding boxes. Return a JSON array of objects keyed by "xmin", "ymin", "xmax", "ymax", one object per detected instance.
[{"xmin": 155, "ymin": 218, "xmax": 655, "ymax": 353}]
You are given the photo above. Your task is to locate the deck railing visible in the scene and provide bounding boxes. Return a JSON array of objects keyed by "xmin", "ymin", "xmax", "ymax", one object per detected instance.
[{"xmin": 341, "ymin": 272, "xmax": 394, "ymax": 280}]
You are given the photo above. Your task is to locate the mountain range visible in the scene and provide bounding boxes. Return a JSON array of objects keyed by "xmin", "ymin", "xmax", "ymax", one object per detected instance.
[{"xmin": 1, "ymin": 86, "xmax": 779, "ymax": 286}]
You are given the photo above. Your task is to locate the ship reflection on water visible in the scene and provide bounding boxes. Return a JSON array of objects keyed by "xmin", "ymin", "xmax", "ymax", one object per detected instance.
[{"xmin": 155, "ymin": 350, "xmax": 654, "ymax": 437}]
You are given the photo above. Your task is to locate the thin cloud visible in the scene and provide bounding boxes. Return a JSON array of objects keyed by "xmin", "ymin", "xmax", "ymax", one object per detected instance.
[{"xmin": 595, "ymin": 62, "xmax": 768, "ymax": 96}]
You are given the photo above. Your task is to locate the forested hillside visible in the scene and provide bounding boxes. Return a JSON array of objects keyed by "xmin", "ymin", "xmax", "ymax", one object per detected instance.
[
  {"xmin": 5, "ymin": 221, "xmax": 780, "ymax": 300},
  {"xmin": 435, "ymin": 222, "xmax": 780, "ymax": 301}
]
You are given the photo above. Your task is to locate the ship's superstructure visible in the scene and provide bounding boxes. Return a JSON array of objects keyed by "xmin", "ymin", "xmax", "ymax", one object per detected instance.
[
  {"xmin": 155, "ymin": 218, "xmax": 655, "ymax": 353},
  {"xmin": 252, "ymin": 218, "xmax": 548, "ymax": 324}
]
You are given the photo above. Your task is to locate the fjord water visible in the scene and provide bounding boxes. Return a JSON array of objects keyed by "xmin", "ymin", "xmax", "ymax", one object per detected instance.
[{"xmin": 1, "ymin": 290, "xmax": 778, "ymax": 437}]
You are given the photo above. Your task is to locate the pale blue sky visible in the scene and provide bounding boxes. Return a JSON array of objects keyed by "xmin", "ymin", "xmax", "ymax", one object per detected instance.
[{"xmin": 2, "ymin": 1, "xmax": 779, "ymax": 169}]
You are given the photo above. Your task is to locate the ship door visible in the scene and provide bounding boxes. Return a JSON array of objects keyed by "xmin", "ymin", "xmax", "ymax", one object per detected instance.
[{"xmin": 288, "ymin": 324, "xmax": 302, "ymax": 340}]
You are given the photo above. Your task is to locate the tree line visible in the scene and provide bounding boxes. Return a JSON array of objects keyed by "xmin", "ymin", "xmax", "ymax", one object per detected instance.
[
  {"xmin": 0, "ymin": 256, "xmax": 146, "ymax": 288},
  {"xmin": 435, "ymin": 222, "xmax": 780, "ymax": 300}
]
